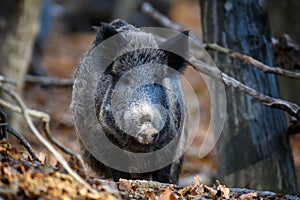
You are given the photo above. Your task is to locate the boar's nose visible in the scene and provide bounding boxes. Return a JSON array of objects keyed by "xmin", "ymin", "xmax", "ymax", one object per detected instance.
[{"xmin": 136, "ymin": 123, "xmax": 159, "ymax": 145}]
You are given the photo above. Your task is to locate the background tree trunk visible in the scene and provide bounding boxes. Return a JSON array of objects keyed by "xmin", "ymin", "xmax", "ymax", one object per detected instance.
[
  {"xmin": 0, "ymin": 0, "xmax": 42, "ymax": 128},
  {"xmin": 200, "ymin": 0, "xmax": 298, "ymax": 194},
  {"xmin": 0, "ymin": 0, "xmax": 42, "ymax": 92},
  {"xmin": 266, "ymin": 0, "xmax": 300, "ymax": 106}
]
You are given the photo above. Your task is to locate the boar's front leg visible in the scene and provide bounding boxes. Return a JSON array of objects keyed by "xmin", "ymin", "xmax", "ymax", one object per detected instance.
[{"xmin": 151, "ymin": 157, "xmax": 183, "ymax": 184}]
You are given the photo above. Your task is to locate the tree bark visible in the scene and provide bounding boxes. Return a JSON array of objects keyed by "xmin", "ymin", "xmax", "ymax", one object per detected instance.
[
  {"xmin": 0, "ymin": 0, "xmax": 42, "ymax": 128},
  {"xmin": 0, "ymin": 0, "xmax": 42, "ymax": 92},
  {"xmin": 267, "ymin": 0, "xmax": 300, "ymax": 106},
  {"xmin": 200, "ymin": 0, "xmax": 298, "ymax": 194}
]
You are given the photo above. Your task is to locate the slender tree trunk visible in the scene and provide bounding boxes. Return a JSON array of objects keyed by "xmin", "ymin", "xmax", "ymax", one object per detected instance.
[
  {"xmin": 200, "ymin": 0, "xmax": 298, "ymax": 194},
  {"xmin": 0, "ymin": 0, "xmax": 42, "ymax": 91},
  {"xmin": 0, "ymin": 0, "xmax": 42, "ymax": 128}
]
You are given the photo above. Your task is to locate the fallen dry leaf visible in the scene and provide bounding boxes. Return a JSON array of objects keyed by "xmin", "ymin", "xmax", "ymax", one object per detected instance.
[
  {"xmin": 203, "ymin": 184, "xmax": 217, "ymax": 196},
  {"xmin": 119, "ymin": 178, "xmax": 132, "ymax": 192},
  {"xmin": 238, "ymin": 192, "xmax": 258, "ymax": 200},
  {"xmin": 216, "ymin": 180, "xmax": 230, "ymax": 199},
  {"xmin": 160, "ymin": 187, "xmax": 173, "ymax": 200},
  {"xmin": 160, "ymin": 187, "xmax": 182, "ymax": 200},
  {"xmin": 144, "ymin": 190, "xmax": 156, "ymax": 200}
]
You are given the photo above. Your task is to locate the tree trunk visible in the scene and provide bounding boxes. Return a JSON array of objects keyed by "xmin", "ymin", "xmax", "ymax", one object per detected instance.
[
  {"xmin": 0, "ymin": 0, "xmax": 42, "ymax": 91},
  {"xmin": 266, "ymin": 0, "xmax": 300, "ymax": 106},
  {"xmin": 200, "ymin": 0, "xmax": 298, "ymax": 194},
  {"xmin": 0, "ymin": 0, "xmax": 42, "ymax": 128}
]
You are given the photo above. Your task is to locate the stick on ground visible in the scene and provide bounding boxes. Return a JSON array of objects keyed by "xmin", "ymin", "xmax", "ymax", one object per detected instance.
[
  {"xmin": 6, "ymin": 126, "xmax": 39, "ymax": 162},
  {"xmin": 0, "ymin": 98, "xmax": 85, "ymax": 169},
  {"xmin": 0, "ymin": 83, "xmax": 98, "ymax": 194}
]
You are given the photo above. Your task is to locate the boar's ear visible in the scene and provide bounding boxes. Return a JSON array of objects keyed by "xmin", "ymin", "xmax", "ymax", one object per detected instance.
[
  {"xmin": 93, "ymin": 23, "xmax": 119, "ymax": 47},
  {"xmin": 160, "ymin": 30, "xmax": 189, "ymax": 74}
]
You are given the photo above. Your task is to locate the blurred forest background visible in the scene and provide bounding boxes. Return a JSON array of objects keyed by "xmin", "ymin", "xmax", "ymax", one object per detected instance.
[{"xmin": 1, "ymin": 0, "xmax": 300, "ymax": 193}]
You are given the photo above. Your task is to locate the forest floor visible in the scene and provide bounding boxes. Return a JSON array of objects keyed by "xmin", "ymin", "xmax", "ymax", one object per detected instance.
[
  {"xmin": 1, "ymin": 0, "xmax": 300, "ymax": 199},
  {"xmin": 3, "ymin": 142, "xmax": 292, "ymax": 199}
]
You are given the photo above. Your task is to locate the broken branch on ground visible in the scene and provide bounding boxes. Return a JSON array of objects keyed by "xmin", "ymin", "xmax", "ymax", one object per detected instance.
[{"xmin": 0, "ymin": 81, "xmax": 97, "ymax": 194}]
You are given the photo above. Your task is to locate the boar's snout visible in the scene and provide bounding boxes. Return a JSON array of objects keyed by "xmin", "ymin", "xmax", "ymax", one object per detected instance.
[
  {"xmin": 120, "ymin": 84, "xmax": 168, "ymax": 145},
  {"xmin": 127, "ymin": 103, "xmax": 165, "ymax": 145},
  {"xmin": 136, "ymin": 123, "xmax": 159, "ymax": 145}
]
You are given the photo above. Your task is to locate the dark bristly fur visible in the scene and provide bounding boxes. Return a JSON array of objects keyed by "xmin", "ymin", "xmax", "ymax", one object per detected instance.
[{"xmin": 73, "ymin": 19, "xmax": 188, "ymax": 184}]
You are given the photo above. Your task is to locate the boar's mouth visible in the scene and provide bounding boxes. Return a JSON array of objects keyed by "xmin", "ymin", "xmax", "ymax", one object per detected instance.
[{"xmin": 136, "ymin": 123, "xmax": 159, "ymax": 145}]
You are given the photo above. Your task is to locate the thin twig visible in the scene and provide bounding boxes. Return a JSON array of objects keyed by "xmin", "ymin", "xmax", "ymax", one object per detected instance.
[
  {"xmin": 42, "ymin": 121, "xmax": 87, "ymax": 171},
  {"xmin": 6, "ymin": 126, "xmax": 40, "ymax": 162},
  {"xmin": 0, "ymin": 98, "xmax": 86, "ymax": 171},
  {"xmin": 205, "ymin": 43, "xmax": 300, "ymax": 80},
  {"xmin": 188, "ymin": 56, "xmax": 300, "ymax": 120},
  {"xmin": 140, "ymin": 2, "xmax": 183, "ymax": 31},
  {"xmin": 0, "ymin": 86, "xmax": 98, "ymax": 194},
  {"xmin": 26, "ymin": 75, "xmax": 74, "ymax": 87},
  {"xmin": 140, "ymin": 1, "xmax": 300, "ymax": 119},
  {"xmin": 0, "ymin": 109, "xmax": 8, "ymax": 139},
  {"xmin": 0, "ymin": 75, "xmax": 17, "ymax": 86},
  {"xmin": 140, "ymin": 1, "xmax": 300, "ymax": 80},
  {"xmin": 0, "ymin": 98, "xmax": 49, "ymax": 121}
]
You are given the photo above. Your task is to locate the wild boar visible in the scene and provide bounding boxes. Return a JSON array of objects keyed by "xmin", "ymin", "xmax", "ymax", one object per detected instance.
[{"xmin": 72, "ymin": 19, "xmax": 189, "ymax": 184}]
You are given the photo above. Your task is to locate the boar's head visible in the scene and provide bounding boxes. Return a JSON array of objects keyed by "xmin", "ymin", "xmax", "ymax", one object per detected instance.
[{"xmin": 92, "ymin": 20, "xmax": 189, "ymax": 153}]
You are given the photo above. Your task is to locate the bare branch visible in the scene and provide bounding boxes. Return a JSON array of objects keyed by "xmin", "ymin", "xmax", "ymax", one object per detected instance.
[
  {"xmin": 26, "ymin": 75, "xmax": 74, "ymax": 87},
  {"xmin": 0, "ymin": 98, "xmax": 86, "ymax": 171},
  {"xmin": 140, "ymin": 1, "xmax": 300, "ymax": 80},
  {"xmin": 140, "ymin": 1, "xmax": 300, "ymax": 119},
  {"xmin": 0, "ymin": 75, "xmax": 17, "ymax": 86},
  {"xmin": 0, "ymin": 86, "xmax": 98, "ymax": 194},
  {"xmin": 205, "ymin": 43, "xmax": 300, "ymax": 80},
  {"xmin": 0, "ymin": 98, "xmax": 50, "ymax": 121},
  {"xmin": 1, "ymin": 105, "xmax": 39, "ymax": 161},
  {"xmin": 0, "ymin": 108, "xmax": 8, "ymax": 139},
  {"xmin": 188, "ymin": 56, "xmax": 300, "ymax": 120},
  {"xmin": 140, "ymin": 2, "xmax": 183, "ymax": 31},
  {"xmin": 42, "ymin": 121, "xmax": 87, "ymax": 171},
  {"xmin": 6, "ymin": 126, "xmax": 39, "ymax": 162}
]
